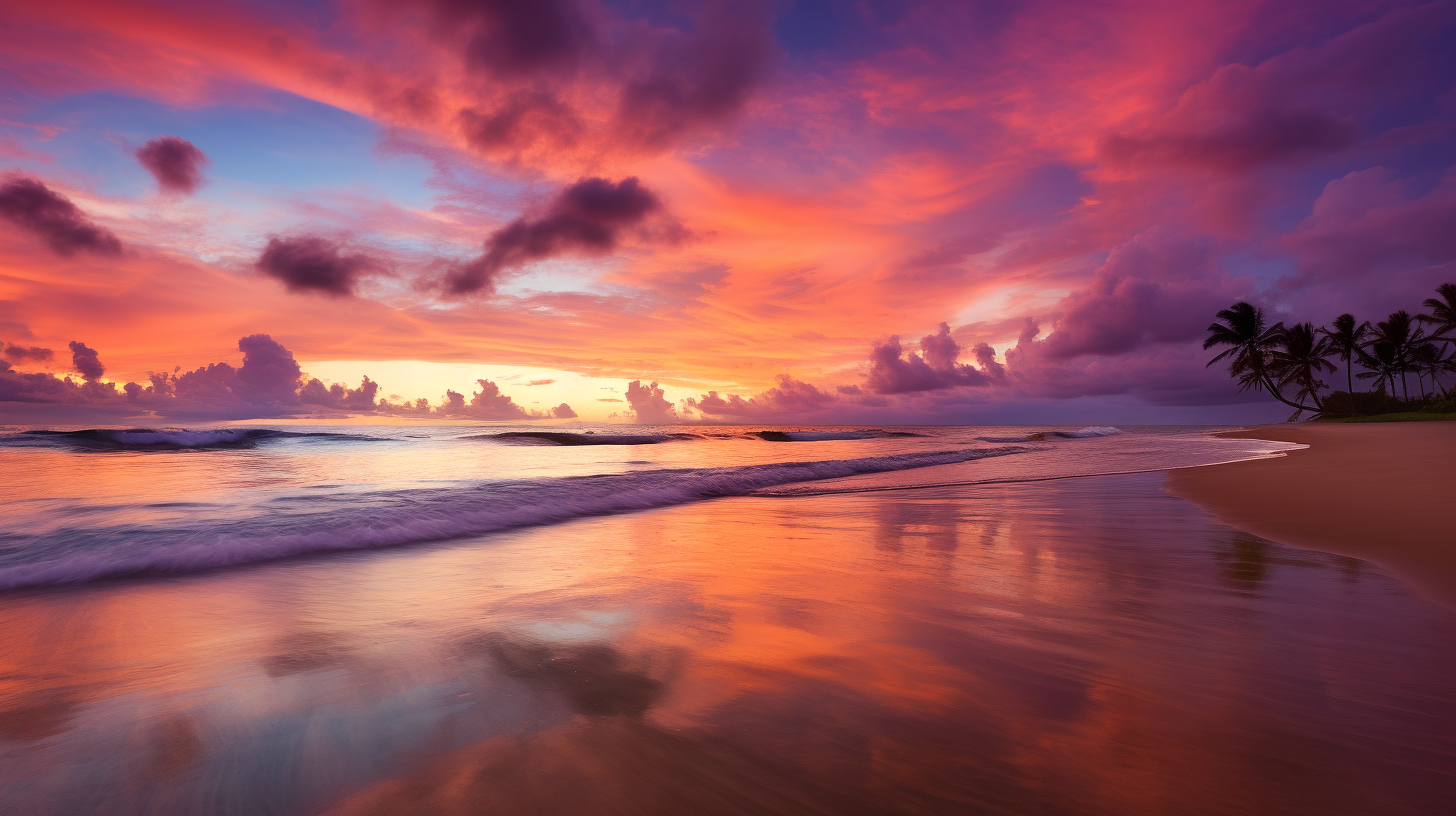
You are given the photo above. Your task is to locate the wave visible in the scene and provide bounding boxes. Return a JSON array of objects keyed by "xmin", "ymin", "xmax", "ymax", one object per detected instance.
[
  {"xmin": 749, "ymin": 430, "xmax": 925, "ymax": 442},
  {"xmin": 10, "ymin": 428, "xmax": 382, "ymax": 449},
  {"xmin": 471, "ymin": 431, "xmax": 701, "ymax": 446},
  {"xmin": 1053, "ymin": 426, "xmax": 1122, "ymax": 439},
  {"xmin": 0, "ymin": 446, "xmax": 1029, "ymax": 591},
  {"xmin": 978, "ymin": 426, "xmax": 1123, "ymax": 443}
]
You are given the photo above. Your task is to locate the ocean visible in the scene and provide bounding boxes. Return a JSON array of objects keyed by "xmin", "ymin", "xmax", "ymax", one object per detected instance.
[
  {"xmin": 0, "ymin": 423, "xmax": 1295, "ymax": 591},
  {"xmin": 2, "ymin": 424, "xmax": 1453, "ymax": 815}
]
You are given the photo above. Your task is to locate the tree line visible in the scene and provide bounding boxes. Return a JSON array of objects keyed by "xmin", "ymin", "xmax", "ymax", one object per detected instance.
[{"xmin": 1205, "ymin": 283, "xmax": 1456, "ymax": 418}]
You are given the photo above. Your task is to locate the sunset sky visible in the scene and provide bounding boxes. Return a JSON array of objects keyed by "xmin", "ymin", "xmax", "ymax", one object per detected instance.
[{"xmin": 1, "ymin": 0, "xmax": 1453, "ymax": 424}]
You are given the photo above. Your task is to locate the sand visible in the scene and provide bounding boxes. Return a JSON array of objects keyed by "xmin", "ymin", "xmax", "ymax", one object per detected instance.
[{"xmin": 1165, "ymin": 422, "xmax": 1456, "ymax": 609}]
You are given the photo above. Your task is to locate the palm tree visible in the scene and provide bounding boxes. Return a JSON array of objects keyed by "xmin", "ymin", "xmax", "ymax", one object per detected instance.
[
  {"xmin": 1357, "ymin": 340, "xmax": 1400, "ymax": 398},
  {"xmin": 1411, "ymin": 340, "xmax": 1454, "ymax": 398},
  {"xmin": 1270, "ymin": 322, "xmax": 1335, "ymax": 411},
  {"xmin": 1364, "ymin": 311, "xmax": 1423, "ymax": 400},
  {"xmin": 1419, "ymin": 282, "xmax": 1456, "ymax": 341},
  {"xmin": 1205, "ymin": 302, "xmax": 1317, "ymax": 412},
  {"xmin": 1419, "ymin": 283, "xmax": 1456, "ymax": 397},
  {"xmin": 1318, "ymin": 313, "xmax": 1369, "ymax": 414}
]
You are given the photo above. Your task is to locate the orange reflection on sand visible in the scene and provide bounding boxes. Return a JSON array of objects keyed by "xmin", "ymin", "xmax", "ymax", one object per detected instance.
[{"xmin": 3, "ymin": 474, "xmax": 1455, "ymax": 816}]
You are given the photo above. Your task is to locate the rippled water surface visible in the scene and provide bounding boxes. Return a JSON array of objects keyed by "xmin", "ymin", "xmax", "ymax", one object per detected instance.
[{"xmin": 1, "ymin": 425, "xmax": 1452, "ymax": 814}]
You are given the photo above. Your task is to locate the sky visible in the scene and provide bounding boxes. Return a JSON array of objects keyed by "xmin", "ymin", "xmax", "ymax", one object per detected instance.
[{"xmin": 1, "ymin": 0, "xmax": 1453, "ymax": 424}]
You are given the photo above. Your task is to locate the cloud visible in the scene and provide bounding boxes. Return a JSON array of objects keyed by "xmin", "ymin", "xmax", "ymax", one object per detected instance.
[
  {"xmin": 351, "ymin": 0, "xmax": 777, "ymax": 167},
  {"xmin": 1037, "ymin": 231, "xmax": 1240, "ymax": 359},
  {"xmin": 444, "ymin": 177, "xmax": 663, "ymax": 295},
  {"xmin": 614, "ymin": 0, "xmax": 777, "ymax": 150},
  {"xmin": 0, "ymin": 176, "xmax": 121, "ymax": 257},
  {"xmin": 236, "ymin": 334, "xmax": 304, "ymax": 403},
  {"xmin": 623, "ymin": 379, "xmax": 676, "ymax": 423},
  {"xmin": 136, "ymin": 136, "xmax": 208, "ymax": 194},
  {"xmin": 256, "ymin": 236, "xmax": 382, "ymax": 296},
  {"xmin": 526, "ymin": 378, "xmax": 555, "ymax": 386},
  {"xmin": 2, "ymin": 343, "xmax": 53, "ymax": 363},
  {"xmin": 68, "ymin": 341, "xmax": 104, "ymax": 381},
  {"xmin": 2, "ymin": 334, "xmax": 572, "ymax": 421},
  {"xmin": 458, "ymin": 92, "xmax": 581, "ymax": 156},
  {"xmin": 0, "ymin": 358, "xmax": 87, "ymax": 404},
  {"xmin": 299, "ymin": 376, "xmax": 379, "ymax": 410},
  {"xmin": 1283, "ymin": 166, "xmax": 1456, "ymax": 314},
  {"xmin": 462, "ymin": 379, "xmax": 529, "ymax": 419},
  {"xmin": 392, "ymin": 0, "xmax": 594, "ymax": 78},
  {"xmin": 685, "ymin": 375, "xmax": 836, "ymax": 420},
  {"xmin": 971, "ymin": 343, "xmax": 1005, "ymax": 381},
  {"xmin": 1101, "ymin": 75, "xmax": 1357, "ymax": 173},
  {"xmin": 865, "ymin": 323, "xmax": 989, "ymax": 394}
]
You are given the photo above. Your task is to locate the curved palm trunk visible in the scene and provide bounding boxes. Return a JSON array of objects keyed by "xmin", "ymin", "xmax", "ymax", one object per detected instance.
[{"xmin": 1259, "ymin": 373, "xmax": 1319, "ymax": 414}]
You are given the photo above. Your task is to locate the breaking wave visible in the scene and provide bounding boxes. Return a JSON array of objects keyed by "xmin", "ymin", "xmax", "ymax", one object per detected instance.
[
  {"xmin": 10, "ymin": 428, "xmax": 382, "ymax": 449},
  {"xmin": 978, "ymin": 426, "xmax": 1124, "ymax": 443},
  {"xmin": 749, "ymin": 430, "xmax": 925, "ymax": 442},
  {"xmin": 471, "ymin": 431, "xmax": 701, "ymax": 446},
  {"xmin": 0, "ymin": 446, "xmax": 1029, "ymax": 591}
]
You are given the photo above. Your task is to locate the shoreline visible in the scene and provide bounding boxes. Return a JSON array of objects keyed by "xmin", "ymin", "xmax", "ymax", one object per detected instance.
[{"xmin": 1165, "ymin": 422, "xmax": 1456, "ymax": 609}]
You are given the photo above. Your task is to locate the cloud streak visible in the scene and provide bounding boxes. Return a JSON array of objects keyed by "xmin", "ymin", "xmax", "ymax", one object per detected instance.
[{"xmin": 444, "ymin": 176, "xmax": 664, "ymax": 295}]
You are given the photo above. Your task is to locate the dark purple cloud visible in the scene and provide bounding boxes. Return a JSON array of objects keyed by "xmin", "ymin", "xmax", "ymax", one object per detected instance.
[
  {"xmin": 550, "ymin": 402, "xmax": 577, "ymax": 418},
  {"xmin": 256, "ymin": 236, "xmax": 381, "ymax": 296},
  {"xmin": 0, "ymin": 176, "xmax": 122, "ymax": 257},
  {"xmin": 444, "ymin": 176, "xmax": 661, "ymax": 295},
  {"xmin": 392, "ymin": 0, "xmax": 593, "ymax": 77},
  {"xmin": 624, "ymin": 379, "xmax": 676, "ymax": 423},
  {"xmin": 1039, "ymin": 232, "xmax": 1241, "ymax": 360},
  {"xmin": 0, "ymin": 357, "xmax": 80, "ymax": 403},
  {"xmin": 377, "ymin": 0, "xmax": 775, "ymax": 163},
  {"xmin": 68, "ymin": 341, "xmax": 104, "ymax": 381},
  {"xmin": 2, "ymin": 343, "xmax": 53, "ymax": 363},
  {"xmin": 1282, "ymin": 166, "xmax": 1456, "ymax": 317},
  {"xmin": 236, "ymin": 334, "xmax": 302, "ymax": 403},
  {"xmin": 866, "ymin": 323, "xmax": 989, "ymax": 394},
  {"xmin": 136, "ymin": 136, "xmax": 208, "ymax": 194},
  {"xmin": 615, "ymin": 0, "xmax": 777, "ymax": 149}
]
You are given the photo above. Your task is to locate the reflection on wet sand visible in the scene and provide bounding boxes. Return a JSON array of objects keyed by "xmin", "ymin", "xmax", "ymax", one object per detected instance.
[{"xmin": 2, "ymin": 473, "xmax": 1454, "ymax": 816}]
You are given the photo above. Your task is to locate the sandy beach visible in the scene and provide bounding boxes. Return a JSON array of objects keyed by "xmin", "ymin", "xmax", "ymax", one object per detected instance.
[{"xmin": 1166, "ymin": 422, "xmax": 1456, "ymax": 609}]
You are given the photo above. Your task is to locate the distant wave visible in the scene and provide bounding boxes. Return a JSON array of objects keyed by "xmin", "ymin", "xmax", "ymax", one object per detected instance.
[
  {"xmin": 1054, "ymin": 426, "xmax": 1122, "ymax": 438},
  {"xmin": 470, "ymin": 431, "xmax": 702, "ymax": 446},
  {"xmin": 0, "ymin": 446, "xmax": 1029, "ymax": 591},
  {"xmin": 749, "ymin": 430, "xmax": 925, "ymax": 442},
  {"xmin": 978, "ymin": 426, "xmax": 1123, "ymax": 443},
  {"xmin": 9, "ymin": 428, "xmax": 383, "ymax": 449}
]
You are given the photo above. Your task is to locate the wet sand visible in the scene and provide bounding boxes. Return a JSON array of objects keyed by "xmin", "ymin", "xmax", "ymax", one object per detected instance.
[
  {"xmin": 1166, "ymin": 422, "xmax": 1456, "ymax": 609},
  {"xmin": 5, "ymin": 472, "xmax": 1453, "ymax": 816}
]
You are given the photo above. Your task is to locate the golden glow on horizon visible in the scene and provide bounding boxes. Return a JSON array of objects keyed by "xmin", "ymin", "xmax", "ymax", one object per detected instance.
[{"xmin": 300, "ymin": 360, "xmax": 709, "ymax": 422}]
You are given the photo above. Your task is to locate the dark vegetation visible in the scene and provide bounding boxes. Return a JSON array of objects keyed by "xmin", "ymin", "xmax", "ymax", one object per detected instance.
[{"xmin": 1205, "ymin": 283, "xmax": 1456, "ymax": 420}]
